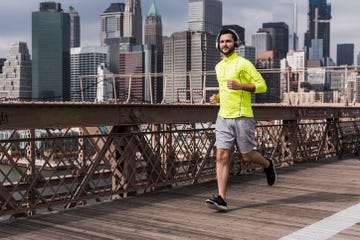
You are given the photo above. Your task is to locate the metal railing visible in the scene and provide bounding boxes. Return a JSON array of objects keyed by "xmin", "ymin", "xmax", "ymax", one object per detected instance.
[
  {"xmin": 2, "ymin": 65, "xmax": 359, "ymax": 105},
  {"xmin": 0, "ymin": 103, "xmax": 360, "ymax": 218},
  {"xmin": 72, "ymin": 65, "xmax": 360, "ymax": 106}
]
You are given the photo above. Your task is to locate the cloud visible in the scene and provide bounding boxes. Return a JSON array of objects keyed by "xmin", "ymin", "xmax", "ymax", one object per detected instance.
[
  {"xmin": 1, "ymin": 0, "xmax": 360, "ymax": 62},
  {"xmin": 153, "ymin": 0, "xmax": 188, "ymax": 35}
]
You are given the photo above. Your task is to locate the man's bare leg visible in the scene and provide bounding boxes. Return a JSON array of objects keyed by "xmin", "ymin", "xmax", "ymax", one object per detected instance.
[{"xmin": 216, "ymin": 148, "xmax": 230, "ymax": 200}]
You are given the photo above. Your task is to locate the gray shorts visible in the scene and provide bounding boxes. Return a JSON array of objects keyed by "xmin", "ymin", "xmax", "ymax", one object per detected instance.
[{"xmin": 215, "ymin": 116, "xmax": 256, "ymax": 154}]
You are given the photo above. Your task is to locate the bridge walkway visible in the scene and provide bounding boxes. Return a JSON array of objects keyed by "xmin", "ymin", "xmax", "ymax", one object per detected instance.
[{"xmin": 0, "ymin": 157, "xmax": 359, "ymax": 240}]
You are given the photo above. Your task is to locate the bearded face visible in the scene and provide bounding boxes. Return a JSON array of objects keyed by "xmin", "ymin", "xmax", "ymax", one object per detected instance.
[{"xmin": 219, "ymin": 33, "xmax": 236, "ymax": 56}]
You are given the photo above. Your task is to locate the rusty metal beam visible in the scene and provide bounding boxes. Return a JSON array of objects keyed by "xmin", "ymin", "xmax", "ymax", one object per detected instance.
[{"xmin": 1, "ymin": 102, "xmax": 360, "ymax": 130}]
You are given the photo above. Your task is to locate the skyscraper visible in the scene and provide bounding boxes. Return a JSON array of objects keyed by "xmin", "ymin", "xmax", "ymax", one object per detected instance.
[
  {"xmin": 144, "ymin": 1, "xmax": 162, "ymax": 51},
  {"xmin": 100, "ymin": 3, "xmax": 125, "ymax": 47},
  {"xmin": 0, "ymin": 42, "xmax": 32, "ymax": 100},
  {"xmin": 253, "ymin": 23, "xmax": 287, "ymax": 103},
  {"xmin": 304, "ymin": 0, "xmax": 331, "ymax": 64},
  {"xmin": 69, "ymin": 6, "xmax": 80, "ymax": 48},
  {"xmin": 163, "ymin": 32, "xmax": 191, "ymax": 103},
  {"xmin": 100, "ymin": 3, "xmax": 125, "ymax": 74},
  {"xmin": 32, "ymin": 2, "xmax": 70, "ymax": 101},
  {"xmin": 262, "ymin": 22, "xmax": 289, "ymax": 59},
  {"xmin": 280, "ymin": 50, "xmax": 306, "ymax": 102},
  {"xmin": 286, "ymin": 50, "xmax": 306, "ymax": 72},
  {"xmin": 124, "ymin": 0, "xmax": 142, "ymax": 45},
  {"xmin": 144, "ymin": 1, "xmax": 163, "ymax": 103},
  {"xmin": 273, "ymin": 3, "xmax": 298, "ymax": 51},
  {"xmin": 119, "ymin": 45, "xmax": 144, "ymax": 102},
  {"xmin": 0, "ymin": 58, "xmax": 5, "ymax": 74},
  {"xmin": 97, "ymin": 63, "xmax": 113, "ymax": 101},
  {"xmin": 236, "ymin": 45, "xmax": 256, "ymax": 65},
  {"xmin": 70, "ymin": 46, "xmax": 108, "ymax": 101},
  {"xmin": 255, "ymin": 50, "xmax": 281, "ymax": 103},
  {"xmin": 188, "ymin": 0, "xmax": 222, "ymax": 35},
  {"xmin": 251, "ymin": 32, "xmax": 271, "ymax": 58},
  {"xmin": 163, "ymin": 31, "xmax": 218, "ymax": 103},
  {"xmin": 337, "ymin": 44, "xmax": 354, "ymax": 66}
]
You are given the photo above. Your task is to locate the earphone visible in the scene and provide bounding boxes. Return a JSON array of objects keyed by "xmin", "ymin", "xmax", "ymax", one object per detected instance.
[{"xmin": 216, "ymin": 28, "xmax": 240, "ymax": 50}]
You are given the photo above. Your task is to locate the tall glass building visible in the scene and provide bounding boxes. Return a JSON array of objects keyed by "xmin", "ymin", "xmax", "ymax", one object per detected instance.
[
  {"xmin": 236, "ymin": 45, "xmax": 256, "ymax": 66},
  {"xmin": 100, "ymin": 3, "xmax": 125, "ymax": 74},
  {"xmin": 0, "ymin": 42, "xmax": 32, "ymax": 100},
  {"xmin": 273, "ymin": 3, "xmax": 298, "ymax": 51},
  {"xmin": 144, "ymin": 1, "xmax": 163, "ymax": 103},
  {"xmin": 163, "ymin": 31, "xmax": 219, "ymax": 103},
  {"xmin": 304, "ymin": 0, "xmax": 331, "ymax": 63},
  {"xmin": 124, "ymin": 0, "xmax": 142, "ymax": 45},
  {"xmin": 188, "ymin": 0, "xmax": 222, "ymax": 35},
  {"xmin": 144, "ymin": 1, "xmax": 162, "ymax": 51},
  {"xmin": 262, "ymin": 22, "xmax": 289, "ymax": 59},
  {"xmin": 337, "ymin": 44, "xmax": 354, "ymax": 66},
  {"xmin": 100, "ymin": 3, "xmax": 125, "ymax": 47},
  {"xmin": 251, "ymin": 32, "xmax": 271, "ymax": 58},
  {"xmin": 70, "ymin": 46, "xmax": 108, "ymax": 102},
  {"xmin": 32, "ymin": 2, "xmax": 70, "ymax": 101},
  {"xmin": 0, "ymin": 59, "xmax": 5, "ymax": 74},
  {"xmin": 69, "ymin": 6, "xmax": 80, "ymax": 48}
]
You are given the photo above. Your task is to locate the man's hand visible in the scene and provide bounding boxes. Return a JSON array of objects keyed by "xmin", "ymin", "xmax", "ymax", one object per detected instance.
[
  {"xmin": 227, "ymin": 80, "xmax": 255, "ymax": 92},
  {"xmin": 227, "ymin": 80, "xmax": 240, "ymax": 90},
  {"xmin": 210, "ymin": 93, "xmax": 220, "ymax": 104}
]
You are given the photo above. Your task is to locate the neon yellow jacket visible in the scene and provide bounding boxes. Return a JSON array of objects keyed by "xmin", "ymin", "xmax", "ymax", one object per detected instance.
[{"xmin": 215, "ymin": 52, "xmax": 267, "ymax": 118}]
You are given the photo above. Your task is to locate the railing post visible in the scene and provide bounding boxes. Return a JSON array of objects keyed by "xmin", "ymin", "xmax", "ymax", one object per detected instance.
[
  {"xmin": 320, "ymin": 118, "xmax": 339, "ymax": 158},
  {"xmin": 275, "ymin": 120, "xmax": 298, "ymax": 164},
  {"xmin": 202, "ymin": 71, "xmax": 207, "ymax": 104},
  {"xmin": 297, "ymin": 69, "xmax": 301, "ymax": 105},
  {"xmin": 148, "ymin": 73, "xmax": 154, "ymax": 104},
  {"xmin": 344, "ymin": 65, "xmax": 349, "ymax": 106},
  {"xmin": 161, "ymin": 74, "xmax": 167, "ymax": 104},
  {"xmin": 189, "ymin": 71, "xmax": 193, "ymax": 104},
  {"xmin": 65, "ymin": 127, "xmax": 88, "ymax": 208},
  {"xmin": 150, "ymin": 73, "xmax": 154, "ymax": 104},
  {"xmin": 162, "ymin": 124, "xmax": 175, "ymax": 183},
  {"xmin": 148, "ymin": 124, "xmax": 164, "ymax": 189},
  {"xmin": 189, "ymin": 123, "xmax": 199, "ymax": 177},
  {"xmin": 352, "ymin": 67, "xmax": 357, "ymax": 106},
  {"xmin": 25, "ymin": 129, "xmax": 36, "ymax": 216},
  {"xmin": 77, "ymin": 128, "xmax": 85, "ymax": 175},
  {"xmin": 112, "ymin": 76, "xmax": 117, "ymax": 101},
  {"xmin": 125, "ymin": 75, "xmax": 132, "ymax": 103},
  {"xmin": 287, "ymin": 67, "xmax": 292, "ymax": 105},
  {"xmin": 79, "ymin": 76, "xmax": 84, "ymax": 101},
  {"xmin": 111, "ymin": 126, "xmax": 137, "ymax": 197}
]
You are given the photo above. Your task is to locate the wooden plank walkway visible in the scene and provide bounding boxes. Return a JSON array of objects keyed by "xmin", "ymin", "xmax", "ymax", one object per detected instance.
[{"xmin": 0, "ymin": 157, "xmax": 359, "ymax": 240}]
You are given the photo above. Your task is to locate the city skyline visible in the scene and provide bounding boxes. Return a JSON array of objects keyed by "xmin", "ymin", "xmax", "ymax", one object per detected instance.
[{"xmin": 1, "ymin": 0, "xmax": 360, "ymax": 63}]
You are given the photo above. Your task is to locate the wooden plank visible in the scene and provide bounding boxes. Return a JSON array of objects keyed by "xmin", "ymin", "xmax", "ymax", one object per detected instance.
[
  {"xmin": 0, "ymin": 158, "xmax": 359, "ymax": 239},
  {"xmin": 0, "ymin": 220, "xmax": 91, "ymax": 240},
  {"xmin": 333, "ymin": 223, "xmax": 360, "ymax": 240}
]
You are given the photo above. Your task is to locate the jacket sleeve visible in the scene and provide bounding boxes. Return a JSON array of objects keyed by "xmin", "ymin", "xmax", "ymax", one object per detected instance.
[{"xmin": 241, "ymin": 61, "xmax": 267, "ymax": 94}]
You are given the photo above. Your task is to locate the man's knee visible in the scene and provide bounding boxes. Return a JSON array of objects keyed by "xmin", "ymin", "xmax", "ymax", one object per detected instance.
[
  {"xmin": 241, "ymin": 151, "xmax": 255, "ymax": 162},
  {"xmin": 216, "ymin": 149, "xmax": 229, "ymax": 164}
]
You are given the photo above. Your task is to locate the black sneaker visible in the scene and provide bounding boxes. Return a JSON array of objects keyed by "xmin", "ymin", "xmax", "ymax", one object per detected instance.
[
  {"xmin": 205, "ymin": 195, "xmax": 227, "ymax": 211},
  {"xmin": 264, "ymin": 158, "xmax": 277, "ymax": 186}
]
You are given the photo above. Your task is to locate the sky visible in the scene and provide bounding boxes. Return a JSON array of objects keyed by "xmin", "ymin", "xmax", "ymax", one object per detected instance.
[{"xmin": 0, "ymin": 0, "xmax": 359, "ymax": 63}]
